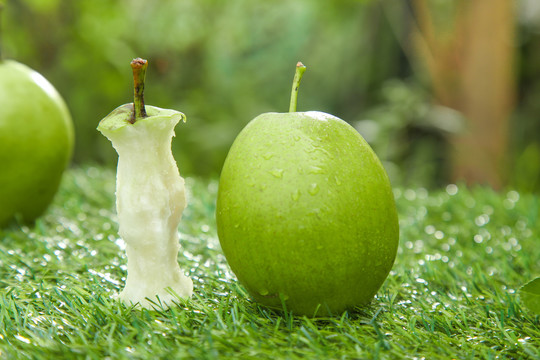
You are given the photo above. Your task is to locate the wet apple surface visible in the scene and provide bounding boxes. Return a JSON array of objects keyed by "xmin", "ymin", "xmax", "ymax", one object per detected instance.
[{"xmin": 216, "ymin": 64, "xmax": 399, "ymax": 316}]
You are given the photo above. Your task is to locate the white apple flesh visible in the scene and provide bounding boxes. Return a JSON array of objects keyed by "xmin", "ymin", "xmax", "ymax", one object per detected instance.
[
  {"xmin": 99, "ymin": 106, "xmax": 193, "ymax": 308},
  {"xmin": 97, "ymin": 59, "xmax": 192, "ymax": 309}
]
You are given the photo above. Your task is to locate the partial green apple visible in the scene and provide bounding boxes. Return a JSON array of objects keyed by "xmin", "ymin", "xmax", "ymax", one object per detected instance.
[
  {"xmin": 216, "ymin": 62, "xmax": 399, "ymax": 316},
  {"xmin": 0, "ymin": 60, "xmax": 74, "ymax": 227}
]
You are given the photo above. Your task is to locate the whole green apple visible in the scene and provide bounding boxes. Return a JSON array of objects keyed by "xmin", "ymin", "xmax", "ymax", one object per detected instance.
[
  {"xmin": 0, "ymin": 60, "xmax": 74, "ymax": 227},
  {"xmin": 216, "ymin": 63, "xmax": 399, "ymax": 316}
]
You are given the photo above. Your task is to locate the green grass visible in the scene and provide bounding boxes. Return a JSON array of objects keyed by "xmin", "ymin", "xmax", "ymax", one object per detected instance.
[{"xmin": 0, "ymin": 166, "xmax": 539, "ymax": 359}]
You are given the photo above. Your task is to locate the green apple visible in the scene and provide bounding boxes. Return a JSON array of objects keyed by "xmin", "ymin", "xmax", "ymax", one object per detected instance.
[
  {"xmin": 0, "ymin": 59, "xmax": 74, "ymax": 227},
  {"xmin": 216, "ymin": 62, "xmax": 399, "ymax": 316},
  {"xmin": 98, "ymin": 58, "xmax": 192, "ymax": 309}
]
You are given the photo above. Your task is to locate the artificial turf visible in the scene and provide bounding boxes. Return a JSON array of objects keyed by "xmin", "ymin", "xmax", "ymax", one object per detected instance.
[{"xmin": 0, "ymin": 166, "xmax": 538, "ymax": 359}]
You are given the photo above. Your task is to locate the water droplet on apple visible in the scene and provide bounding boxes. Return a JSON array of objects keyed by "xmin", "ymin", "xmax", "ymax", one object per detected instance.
[
  {"xmin": 263, "ymin": 152, "xmax": 274, "ymax": 160},
  {"xmin": 293, "ymin": 135, "xmax": 301, "ymax": 141},
  {"xmin": 335, "ymin": 176, "xmax": 342, "ymax": 185},
  {"xmin": 307, "ymin": 146, "xmax": 331, "ymax": 158},
  {"xmin": 259, "ymin": 289, "xmax": 269, "ymax": 296},
  {"xmin": 308, "ymin": 208, "xmax": 321, "ymax": 217},
  {"xmin": 270, "ymin": 168, "xmax": 284, "ymax": 178},
  {"xmin": 291, "ymin": 190, "xmax": 300, "ymax": 201},
  {"xmin": 308, "ymin": 166, "xmax": 324, "ymax": 174},
  {"xmin": 308, "ymin": 183, "xmax": 319, "ymax": 195}
]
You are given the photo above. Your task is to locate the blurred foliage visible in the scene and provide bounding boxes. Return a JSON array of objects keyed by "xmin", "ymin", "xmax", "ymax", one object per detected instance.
[
  {"xmin": 3, "ymin": 0, "xmax": 540, "ymax": 191},
  {"xmin": 511, "ymin": 0, "xmax": 540, "ymax": 194},
  {"xmin": 3, "ymin": 0, "xmax": 404, "ymax": 177},
  {"xmin": 354, "ymin": 79, "xmax": 464, "ymax": 187}
]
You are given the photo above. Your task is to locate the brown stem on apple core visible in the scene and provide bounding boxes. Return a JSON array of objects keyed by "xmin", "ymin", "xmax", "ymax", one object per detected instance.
[
  {"xmin": 289, "ymin": 61, "xmax": 306, "ymax": 113},
  {"xmin": 130, "ymin": 58, "xmax": 148, "ymax": 124}
]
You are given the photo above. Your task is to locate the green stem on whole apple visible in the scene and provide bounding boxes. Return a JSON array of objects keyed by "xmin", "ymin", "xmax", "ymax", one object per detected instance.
[
  {"xmin": 130, "ymin": 58, "xmax": 148, "ymax": 123},
  {"xmin": 289, "ymin": 62, "xmax": 307, "ymax": 113}
]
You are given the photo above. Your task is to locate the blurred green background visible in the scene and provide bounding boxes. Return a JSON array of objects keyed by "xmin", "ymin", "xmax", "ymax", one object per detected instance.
[{"xmin": 3, "ymin": 0, "xmax": 540, "ymax": 191}]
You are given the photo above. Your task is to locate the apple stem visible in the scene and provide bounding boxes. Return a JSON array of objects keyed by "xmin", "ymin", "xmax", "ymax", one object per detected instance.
[
  {"xmin": 130, "ymin": 58, "xmax": 148, "ymax": 124},
  {"xmin": 289, "ymin": 62, "xmax": 307, "ymax": 113}
]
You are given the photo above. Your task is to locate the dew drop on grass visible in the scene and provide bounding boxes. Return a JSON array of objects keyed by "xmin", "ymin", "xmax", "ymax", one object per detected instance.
[
  {"xmin": 259, "ymin": 289, "xmax": 269, "ymax": 296},
  {"xmin": 98, "ymin": 209, "xmax": 111, "ymax": 217},
  {"xmin": 474, "ymin": 234, "xmax": 484, "ymax": 243},
  {"xmin": 516, "ymin": 219, "xmax": 528, "ymax": 231},
  {"xmin": 503, "ymin": 199, "xmax": 515, "ymax": 209},
  {"xmin": 14, "ymin": 335, "xmax": 31, "ymax": 344},
  {"xmin": 425, "ymin": 225, "xmax": 436, "ymax": 235},
  {"xmin": 263, "ymin": 152, "xmax": 274, "ymax": 160},
  {"xmin": 507, "ymin": 190, "xmax": 520, "ymax": 202},
  {"xmin": 115, "ymin": 238, "xmax": 126, "ymax": 250},
  {"xmin": 416, "ymin": 188, "xmax": 428, "ymax": 199},
  {"xmin": 475, "ymin": 214, "xmax": 490, "ymax": 226},
  {"xmin": 509, "ymin": 237, "xmax": 519, "ymax": 247},
  {"xmin": 446, "ymin": 184, "xmax": 458, "ymax": 195},
  {"xmin": 291, "ymin": 190, "xmax": 300, "ymax": 201},
  {"xmin": 403, "ymin": 189, "xmax": 416, "ymax": 201}
]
